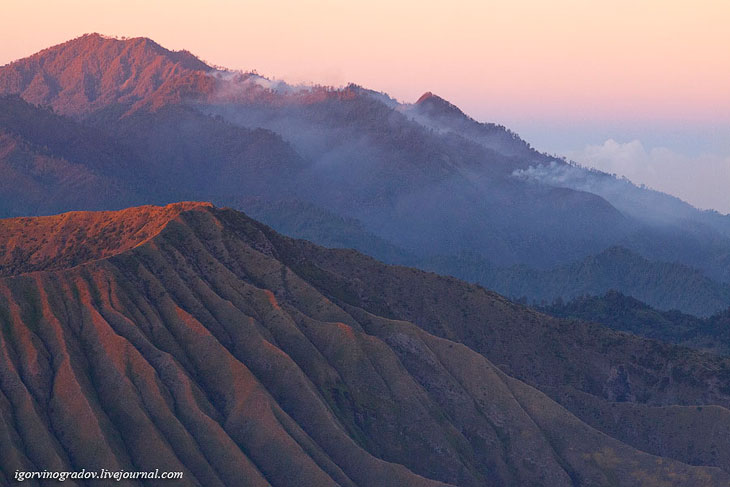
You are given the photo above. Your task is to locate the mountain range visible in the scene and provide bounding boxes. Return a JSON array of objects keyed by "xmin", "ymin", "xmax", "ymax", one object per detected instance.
[
  {"xmin": 2, "ymin": 202, "xmax": 730, "ymax": 486},
  {"xmin": 3, "ymin": 34, "xmax": 730, "ymax": 485},
  {"xmin": 420, "ymin": 246, "xmax": 730, "ymax": 317},
  {"xmin": 541, "ymin": 290, "xmax": 730, "ymax": 355},
  {"xmin": 2, "ymin": 34, "xmax": 730, "ymax": 316}
]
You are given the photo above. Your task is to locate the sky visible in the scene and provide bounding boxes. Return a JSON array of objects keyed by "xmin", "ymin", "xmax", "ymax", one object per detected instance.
[{"xmin": 2, "ymin": 0, "xmax": 729, "ymax": 211}]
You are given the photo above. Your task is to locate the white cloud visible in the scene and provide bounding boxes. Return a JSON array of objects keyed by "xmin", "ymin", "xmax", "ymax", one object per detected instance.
[
  {"xmin": 566, "ymin": 139, "xmax": 730, "ymax": 214},
  {"xmin": 209, "ymin": 69, "xmax": 315, "ymax": 97}
]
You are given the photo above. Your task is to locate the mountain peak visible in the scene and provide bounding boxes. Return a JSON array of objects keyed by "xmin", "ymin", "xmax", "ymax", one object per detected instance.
[
  {"xmin": 0, "ymin": 33, "xmax": 211, "ymax": 116},
  {"xmin": 11, "ymin": 33, "xmax": 210, "ymax": 73},
  {"xmin": 414, "ymin": 91, "xmax": 467, "ymax": 119},
  {"xmin": 415, "ymin": 91, "xmax": 436, "ymax": 104}
]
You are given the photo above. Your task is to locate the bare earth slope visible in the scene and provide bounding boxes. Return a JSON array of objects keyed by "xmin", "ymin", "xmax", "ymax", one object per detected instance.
[
  {"xmin": 0, "ymin": 202, "xmax": 208, "ymax": 276},
  {"xmin": 1, "ymin": 203, "xmax": 730, "ymax": 486}
]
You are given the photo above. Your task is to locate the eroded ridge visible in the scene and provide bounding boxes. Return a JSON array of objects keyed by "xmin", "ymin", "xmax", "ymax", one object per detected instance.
[{"xmin": 0, "ymin": 204, "xmax": 729, "ymax": 486}]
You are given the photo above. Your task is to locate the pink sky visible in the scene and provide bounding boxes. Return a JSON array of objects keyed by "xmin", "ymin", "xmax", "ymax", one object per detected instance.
[{"xmin": 2, "ymin": 0, "xmax": 729, "ymax": 124}]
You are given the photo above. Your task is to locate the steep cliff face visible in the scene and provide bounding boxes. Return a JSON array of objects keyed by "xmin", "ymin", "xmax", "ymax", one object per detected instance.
[{"xmin": 1, "ymin": 203, "xmax": 730, "ymax": 486}]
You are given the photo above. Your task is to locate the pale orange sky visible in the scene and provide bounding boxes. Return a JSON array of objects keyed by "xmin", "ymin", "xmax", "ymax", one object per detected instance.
[
  {"xmin": 2, "ymin": 0, "xmax": 729, "ymax": 124},
  {"xmin": 2, "ymin": 0, "xmax": 729, "ymax": 210}
]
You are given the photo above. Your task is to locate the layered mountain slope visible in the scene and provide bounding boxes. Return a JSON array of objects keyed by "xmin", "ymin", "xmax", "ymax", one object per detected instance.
[
  {"xmin": 270, "ymin": 234, "xmax": 730, "ymax": 407},
  {"xmin": 106, "ymin": 105, "xmax": 306, "ymax": 201},
  {"xmin": 1, "ymin": 35, "xmax": 730, "ymax": 309},
  {"xmin": 236, "ymin": 197, "xmax": 409, "ymax": 264},
  {"xmin": 254, "ymin": 222, "xmax": 730, "ymax": 474},
  {"xmin": 0, "ymin": 96, "xmax": 306, "ymax": 215},
  {"xmin": 408, "ymin": 92, "xmax": 540, "ymax": 163},
  {"xmin": 542, "ymin": 291, "xmax": 730, "ymax": 355},
  {"xmin": 0, "ymin": 94, "xmax": 154, "ymax": 216},
  {"xmin": 421, "ymin": 246, "xmax": 730, "ymax": 316},
  {"xmin": 200, "ymin": 82, "xmax": 633, "ymax": 266},
  {"xmin": 0, "ymin": 35, "xmax": 635, "ymax": 269},
  {"xmin": 0, "ymin": 129, "xmax": 130, "ymax": 218},
  {"xmin": 2, "ymin": 203, "xmax": 730, "ymax": 486}
]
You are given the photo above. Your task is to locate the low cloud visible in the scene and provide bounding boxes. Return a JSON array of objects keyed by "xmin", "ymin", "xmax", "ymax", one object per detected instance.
[
  {"xmin": 566, "ymin": 139, "xmax": 730, "ymax": 214},
  {"xmin": 208, "ymin": 69, "xmax": 316, "ymax": 100}
]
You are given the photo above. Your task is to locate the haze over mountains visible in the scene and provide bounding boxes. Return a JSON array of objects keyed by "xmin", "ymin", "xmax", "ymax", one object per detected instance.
[
  {"xmin": 3, "ymin": 202, "xmax": 730, "ymax": 486},
  {"xmin": 541, "ymin": 290, "xmax": 730, "ymax": 356},
  {"xmin": 2, "ymin": 33, "xmax": 730, "ymax": 486},
  {"xmin": 1, "ymin": 33, "xmax": 730, "ymax": 316}
]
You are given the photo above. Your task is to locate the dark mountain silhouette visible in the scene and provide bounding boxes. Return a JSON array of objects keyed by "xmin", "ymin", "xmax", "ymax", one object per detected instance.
[
  {"xmin": 0, "ymin": 95, "xmax": 145, "ymax": 217},
  {"xmin": 1, "ymin": 35, "xmax": 729, "ymax": 314},
  {"xmin": 236, "ymin": 197, "xmax": 409, "ymax": 264},
  {"xmin": 420, "ymin": 246, "xmax": 730, "ymax": 316},
  {"xmin": 411, "ymin": 91, "xmax": 538, "ymax": 161},
  {"xmin": 541, "ymin": 290, "xmax": 730, "ymax": 355},
  {"xmin": 2, "ymin": 203, "xmax": 730, "ymax": 486},
  {"xmin": 0, "ymin": 95, "xmax": 306, "ymax": 214}
]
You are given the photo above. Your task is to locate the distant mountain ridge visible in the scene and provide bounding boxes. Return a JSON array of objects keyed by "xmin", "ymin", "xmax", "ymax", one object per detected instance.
[
  {"xmin": 540, "ymin": 290, "xmax": 730, "ymax": 355},
  {"xmin": 411, "ymin": 91, "xmax": 536, "ymax": 161},
  {"xmin": 1, "ymin": 34, "xmax": 729, "ymax": 315},
  {"xmin": 418, "ymin": 245, "xmax": 730, "ymax": 316}
]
